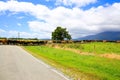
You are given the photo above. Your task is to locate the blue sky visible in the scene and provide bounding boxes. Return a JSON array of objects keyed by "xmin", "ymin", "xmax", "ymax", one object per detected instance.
[{"xmin": 0, "ymin": 0, "xmax": 120, "ymax": 39}]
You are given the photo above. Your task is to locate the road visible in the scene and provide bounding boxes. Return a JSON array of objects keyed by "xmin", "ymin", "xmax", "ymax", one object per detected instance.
[{"xmin": 0, "ymin": 45, "xmax": 69, "ymax": 80}]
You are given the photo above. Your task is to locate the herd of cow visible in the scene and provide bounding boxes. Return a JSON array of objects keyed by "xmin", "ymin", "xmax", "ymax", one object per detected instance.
[
  {"xmin": 0, "ymin": 38, "xmax": 119, "ymax": 46},
  {"xmin": 0, "ymin": 38, "xmax": 46, "ymax": 45}
]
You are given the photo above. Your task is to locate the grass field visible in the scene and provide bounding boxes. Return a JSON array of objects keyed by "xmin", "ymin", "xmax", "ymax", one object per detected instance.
[
  {"xmin": 56, "ymin": 42, "xmax": 120, "ymax": 54},
  {"xmin": 24, "ymin": 42, "xmax": 120, "ymax": 80}
]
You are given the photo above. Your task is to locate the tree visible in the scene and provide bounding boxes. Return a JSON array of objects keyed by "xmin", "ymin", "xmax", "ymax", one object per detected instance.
[{"xmin": 52, "ymin": 26, "xmax": 72, "ymax": 40}]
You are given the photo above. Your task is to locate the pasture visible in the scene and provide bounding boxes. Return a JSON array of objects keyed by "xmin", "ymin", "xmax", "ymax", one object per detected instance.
[
  {"xmin": 24, "ymin": 42, "xmax": 120, "ymax": 80},
  {"xmin": 55, "ymin": 42, "xmax": 120, "ymax": 54}
]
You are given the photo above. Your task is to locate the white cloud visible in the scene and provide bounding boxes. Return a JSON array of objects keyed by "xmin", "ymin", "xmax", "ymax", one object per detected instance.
[
  {"xmin": 1, "ymin": 30, "xmax": 50, "ymax": 39},
  {"xmin": 8, "ymin": 30, "xmax": 18, "ymax": 38},
  {"xmin": 55, "ymin": 0, "xmax": 97, "ymax": 7},
  {"xmin": 28, "ymin": 21, "xmax": 54, "ymax": 39},
  {"xmin": 0, "ymin": 1, "xmax": 120, "ymax": 38},
  {"xmin": 0, "ymin": 29, "xmax": 6, "ymax": 33},
  {"xmin": 17, "ymin": 23, "xmax": 22, "ymax": 26},
  {"xmin": 17, "ymin": 16, "xmax": 24, "ymax": 19},
  {"xmin": 1, "ymin": 30, "xmax": 31, "ymax": 38},
  {"xmin": 8, "ymin": 0, "xmax": 17, "ymax": 1},
  {"xmin": 0, "ymin": 29, "xmax": 6, "ymax": 37},
  {"xmin": 45, "ymin": 0, "xmax": 50, "ymax": 2},
  {"xmin": 28, "ymin": 21, "xmax": 54, "ymax": 32},
  {"xmin": 4, "ymin": 25, "xmax": 9, "ymax": 27},
  {"xmin": 19, "ymin": 32, "xmax": 37, "ymax": 38}
]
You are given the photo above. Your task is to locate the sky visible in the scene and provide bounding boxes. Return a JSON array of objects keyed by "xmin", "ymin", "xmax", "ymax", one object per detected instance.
[{"xmin": 0, "ymin": 0, "xmax": 120, "ymax": 39}]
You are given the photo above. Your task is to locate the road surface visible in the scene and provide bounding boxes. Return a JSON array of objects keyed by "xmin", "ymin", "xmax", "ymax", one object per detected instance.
[{"xmin": 0, "ymin": 45, "xmax": 69, "ymax": 80}]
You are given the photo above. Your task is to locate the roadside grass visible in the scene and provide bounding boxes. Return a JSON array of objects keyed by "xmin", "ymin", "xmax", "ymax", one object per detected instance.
[
  {"xmin": 57, "ymin": 42, "xmax": 120, "ymax": 54},
  {"xmin": 24, "ymin": 46, "xmax": 120, "ymax": 80}
]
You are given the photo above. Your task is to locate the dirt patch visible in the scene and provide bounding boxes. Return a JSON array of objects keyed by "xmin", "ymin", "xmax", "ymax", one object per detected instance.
[
  {"xmin": 64, "ymin": 48, "xmax": 95, "ymax": 55},
  {"xmin": 100, "ymin": 54, "xmax": 120, "ymax": 60},
  {"xmin": 51, "ymin": 45, "xmax": 95, "ymax": 56}
]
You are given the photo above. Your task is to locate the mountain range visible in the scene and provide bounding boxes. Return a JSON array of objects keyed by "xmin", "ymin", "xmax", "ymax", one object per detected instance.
[{"xmin": 77, "ymin": 31, "xmax": 120, "ymax": 40}]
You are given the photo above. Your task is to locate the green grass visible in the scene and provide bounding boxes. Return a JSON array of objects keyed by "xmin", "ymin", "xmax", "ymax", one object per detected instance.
[
  {"xmin": 24, "ymin": 46, "xmax": 120, "ymax": 80},
  {"xmin": 58, "ymin": 42, "xmax": 120, "ymax": 54}
]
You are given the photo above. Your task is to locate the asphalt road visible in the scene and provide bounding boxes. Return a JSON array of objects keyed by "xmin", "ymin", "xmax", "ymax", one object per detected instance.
[{"xmin": 0, "ymin": 45, "xmax": 69, "ymax": 80}]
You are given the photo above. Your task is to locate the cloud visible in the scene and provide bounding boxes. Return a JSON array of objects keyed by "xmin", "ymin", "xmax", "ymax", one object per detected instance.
[
  {"xmin": 28, "ymin": 21, "xmax": 53, "ymax": 38},
  {"xmin": 28, "ymin": 21, "xmax": 54, "ymax": 32},
  {"xmin": 17, "ymin": 23, "xmax": 22, "ymax": 26},
  {"xmin": 0, "ymin": 29, "xmax": 6, "ymax": 37},
  {"xmin": 0, "ymin": 1, "xmax": 120, "ymax": 38},
  {"xmin": 0, "ymin": 29, "xmax": 50, "ymax": 39},
  {"xmin": 54, "ymin": 0, "xmax": 97, "ymax": 7},
  {"xmin": 17, "ymin": 16, "xmax": 24, "ymax": 19},
  {"xmin": 0, "ymin": 29, "xmax": 6, "ymax": 33},
  {"xmin": 4, "ymin": 25, "xmax": 9, "ymax": 27},
  {"xmin": 45, "ymin": 0, "xmax": 50, "ymax": 2},
  {"xmin": 1, "ymin": 30, "xmax": 31, "ymax": 38},
  {"xmin": 8, "ymin": 0, "xmax": 17, "ymax": 1},
  {"xmin": 44, "ymin": 4, "xmax": 120, "ymax": 38}
]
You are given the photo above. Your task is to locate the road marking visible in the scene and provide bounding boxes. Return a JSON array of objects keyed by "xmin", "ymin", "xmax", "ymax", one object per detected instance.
[
  {"xmin": 21, "ymin": 47, "xmax": 70, "ymax": 80},
  {"xmin": 51, "ymin": 69, "xmax": 70, "ymax": 80},
  {"xmin": 24, "ymin": 51, "xmax": 50, "ymax": 68}
]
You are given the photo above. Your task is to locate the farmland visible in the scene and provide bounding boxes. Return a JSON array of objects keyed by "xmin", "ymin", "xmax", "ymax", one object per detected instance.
[
  {"xmin": 24, "ymin": 42, "xmax": 120, "ymax": 80},
  {"xmin": 54, "ymin": 42, "xmax": 120, "ymax": 54}
]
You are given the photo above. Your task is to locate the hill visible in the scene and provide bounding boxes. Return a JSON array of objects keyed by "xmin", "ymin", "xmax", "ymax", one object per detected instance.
[{"xmin": 77, "ymin": 31, "xmax": 120, "ymax": 40}]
